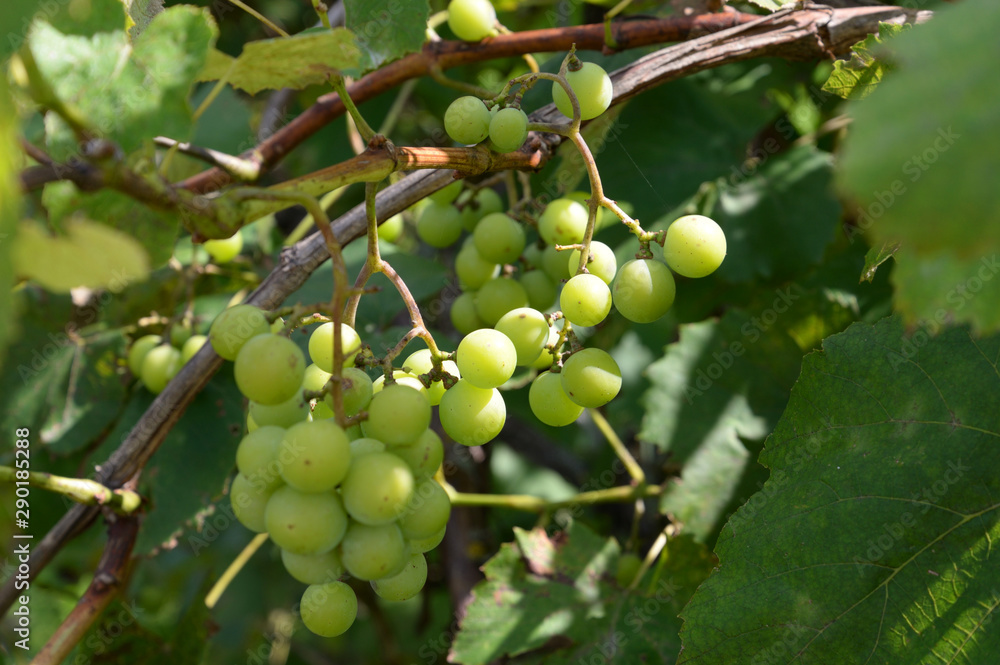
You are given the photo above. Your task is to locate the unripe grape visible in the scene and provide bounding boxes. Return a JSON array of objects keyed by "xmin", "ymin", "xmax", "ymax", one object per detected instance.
[
  {"xmin": 399, "ymin": 477, "xmax": 452, "ymax": 540},
  {"xmin": 230, "ymin": 473, "xmax": 276, "ymax": 533},
  {"xmin": 180, "ymin": 334, "xmax": 207, "ymax": 364},
  {"xmin": 456, "ymin": 241, "xmax": 500, "ymax": 290},
  {"xmin": 341, "ymin": 452, "xmax": 415, "ymax": 525},
  {"xmin": 612, "ymin": 258, "xmax": 676, "ymax": 323},
  {"xmin": 234, "ymin": 334, "xmax": 306, "ymax": 405},
  {"xmin": 300, "ymin": 581, "xmax": 357, "ymax": 637},
  {"xmin": 528, "ymin": 327, "xmax": 561, "ymax": 370},
  {"xmin": 326, "ymin": 367, "xmax": 374, "ymax": 416},
  {"xmin": 390, "ymin": 429, "xmax": 444, "ymax": 477},
  {"xmin": 560, "ymin": 273, "xmax": 612, "ymax": 327},
  {"xmin": 249, "ymin": 391, "xmax": 310, "ymax": 428},
  {"xmin": 128, "ymin": 334, "xmax": 162, "ymax": 375},
  {"xmin": 439, "ymin": 379, "xmax": 506, "ymax": 446},
  {"xmin": 265, "ymin": 486, "xmax": 348, "ymax": 555},
  {"xmin": 204, "ymin": 230, "xmax": 243, "ymax": 264},
  {"xmin": 444, "ymin": 96, "xmax": 491, "ymax": 144},
  {"xmin": 529, "ymin": 371, "xmax": 584, "ymax": 427},
  {"xmin": 616, "ymin": 553, "xmax": 642, "ymax": 587},
  {"xmin": 458, "ymin": 187, "xmax": 504, "ymax": 231},
  {"xmin": 451, "ymin": 291, "xmax": 487, "ymax": 335},
  {"xmin": 560, "ymin": 348, "xmax": 621, "ymax": 408},
  {"xmin": 409, "ymin": 526, "xmax": 447, "ymax": 553},
  {"xmin": 489, "ymin": 107, "xmax": 529, "ymax": 153},
  {"xmin": 372, "ymin": 371, "xmax": 427, "ymax": 396},
  {"xmin": 538, "ymin": 198, "xmax": 588, "ymax": 247},
  {"xmin": 417, "ymin": 200, "xmax": 464, "ymax": 248},
  {"xmin": 380, "ymin": 213, "xmax": 405, "ymax": 243},
  {"xmin": 350, "ymin": 437, "xmax": 386, "ymax": 458},
  {"xmin": 236, "ymin": 426, "xmax": 285, "ymax": 488},
  {"xmin": 474, "ymin": 277, "xmax": 529, "ymax": 326},
  {"xmin": 552, "ymin": 62, "xmax": 613, "ymax": 121},
  {"xmin": 541, "ymin": 244, "xmax": 572, "ymax": 282},
  {"xmin": 362, "ymin": 384, "xmax": 431, "ymax": 445},
  {"xmin": 568, "ymin": 240, "xmax": 617, "ymax": 284},
  {"xmin": 140, "ymin": 344, "xmax": 181, "ymax": 394},
  {"xmin": 473, "ymin": 213, "xmax": 525, "ymax": 265},
  {"xmin": 402, "ymin": 348, "xmax": 460, "ymax": 406},
  {"xmin": 663, "ymin": 214, "xmax": 727, "ymax": 278},
  {"xmin": 308, "ymin": 322, "xmax": 361, "ymax": 373},
  {"xmin": 282, "ymin": 548, "xmax": 345, "ymax": 585},
  {"xmin": 429, "ymin": 180, "xmax": 463, "ymax": 205},
  {"xmin": 339, "ymin": 521, "xmax": 407, "ymax": 581},
  {"xmin": 457, "ymin": 328, "xmax": 517, "ymax": 389},
  {"xmin": 371, "ymin": 553, "xmax": 428, "ymax": 602},
  {"xmin": 279, "ymin": 420, "xmax": 352, "ymax": 493},
  {"xmin": 495, "ymin": 307, "xmax": 549, "ymax": 366},
  {"xmin": 447, "ymin": 0, "xmax": 497, "ymax": 41},
  {"xmin": 209, "ymin": 304, "xmax": 270, "ymax": 361},
  {"xmin": 519, "ymin": 270, "xmax": 558, "ymax": 311}
]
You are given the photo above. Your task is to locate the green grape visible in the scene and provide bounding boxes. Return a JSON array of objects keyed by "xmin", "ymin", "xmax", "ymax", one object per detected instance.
[
  {"xmin": 458, "ymin": 187, "xmax": 504, "ymax": 231},
  {"xmin": 209, "ymin": 304, "xmax": 270, "ymax": 361},
  {"xmin": 327, "ymin": 367, "xmax": 373, "ymax": 416},
  {"xmin": 451, "ymin": 291, "xmax": 486, "ymax": 335},
  {"xmin": 446, "ymin": 0, "xmax": 497, "ymax": 41},
  {"xmin": 180, "ymin": 334, "xmax": 207, "ymax": 364},
  {"xmin": 230, "ymin": 473, "xmax": 276, "ymax": 533},
  {"xmin": 350, "ymin": 437, "xmax": 386, "ymax": 458},
  {"xmin": 340, "ymin": 451, "xmax": 414, "ymax": 525},
  {"xmin": 345, "ymin": 422, "xmax": 364, "ymax": 440},
  {"xmin": 128, "ymin": 334, "xmax": 162, "ymax": 375},
  {"xmin": 612, "ymin": 258, "xmax": 676, "ymax": 323},
  {"xmin": 439, "ymin": 379, "xmax": 506, "ymax": 446},
  {"xmin": 362, "ymin": 384, "xmax": 431, "ymax": 446},
  {"xmin": 246, "ymin": 410, "xmax": 258, "ymax": 433},
  {"xmin": 302, "ymin": 363, "xmax": 332, "ymax": 392},
  {"xmin": 339, "ymin": 521, "xmax": 407, "ymax": 581},
  {"xmin": 390, "ymin": 429, "xmax": 443, "ymax": 477},
  {"xmin": 538, "ymin": 198, "xmax": 587, "ymax": 246},
  {"xmin": 560, "ymin": 348, "xmax": 621, "ymax": 408},
  {"xmin": 560, "ymin": 274, "xmax": 612, "ymax": 327},
  {"xmin": 204, "ymin": 230, "xmax": 244, "ymax": 264},
  {"xmin": 402, "ymin": 348, "xmax": 460, "ymax": 407},
  {"xmin": 523, "ymin": 243, "xmax": 544, "ymax": 269},
  {"xmin": 300, "ymin": 581, "xmax": 357, "ymax": 637},
  {"xmin": 380, "ymin": 213, "xmax": 405, "ymax": 243},
  {"xmin": 428, "ymin": 179, "xmax": 463, "ymax": 205},
  {"xmin": 663, "ymin": 214, "xmax": 727, "ymax": 278},
  {"xmin": 565, "ymin": 191, "xmax": 615, "ymax": 229},
  {"xmin": 312, "ymin": 400, "xmax": 334, "ymax": 420},
  {"xmin": 528, "ymin": 326, "xmax": 561, "ymax": 370},
  {"xmin": 444, "ymin": 96, "xmax": 491, "ymax": 144},
  {"xmin": 279, "ymin": 420, "xmax": 351, "ymax": 493},
  {"xmin": 456, "ymin": 329, "xmax": 517, "ymax": 389},
  {"xmin": 140, "ymin": 344, "xmax": 181, "ymax": 394},
  {"xmin": 616, "ymin": 552, "xmax": 642, "ymax": 587},
  {"xmin": 265, "ymin": 486, "xmax": 348, "ymax": 555},
  {"xmin": 409, "ymin": 526, "xmax": 446, "ymax": 554},
  {"xmin": 250, "ymin": 392, "xmax": 310, "ymax": 429},
  {"xmin": 473, "ymin": 212, "xmax": 525, "ymax": 265},
  {"xmin": 169, "ymin": 323, "xmax": 192, "ymax": 349},
  {"xmin": 235, "ymin": 334, "xmax": 306, "ymax": 405},
  {"xmin": 552, "ymin": 62, "xmax": 614, "ymax": 121},
  {"xmin": 371, "ymin": 553, "xmax": 427, "ymax": 602},
  {"xmin": 308, "ymin": 322, "xmax": 361, "ymax": 373},
  {"xmin": 236, "ymin": 426, "xmax": 285, "ymax": 489},
  {"xmin": 495, "ymin": 307, "xmax": 549, "ymax": 366},
  {"xmin": 455, "ymin": 241, "xmax": 500, "ymax": 290},
  {"xmin": 541, "ymin": 244, "xmax": 572, "ymax": 282},
  {"xmin": 474, "ymin": 277, "xmax": 529, "ymax": 326},
  {"xmin": 568, "ymin": 240, "xmax": 617, "ymax": 284},
  {"xmin": 281, "ymin": 548, "xmax": 345, "ymax": 585},
  {"xmin": 529, "ymin": 371, "xmax": 584, "ymax": 427},
  {"xmin": 270, "ymin": 317, "xmax": 285, "ymax": 334},
  {"xmin": 519, "ymin": 270, "xmax": 558, "ymax": 311},
  {"xmin": 372, "ymin": 371, "xmax": 427, "ymax": 397},
  {"xmin": 489, "ymin": 107, "xmax": 529, "ymax": 153},
  {"xmin": 399, "ymin": 477, "xmax": 452, "ymax": 540},
  {"xmin": 417, "ymin": 200, "xmax": 464, "ymax": 249}
]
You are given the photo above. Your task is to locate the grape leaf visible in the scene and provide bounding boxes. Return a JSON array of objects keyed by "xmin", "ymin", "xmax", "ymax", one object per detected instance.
[
  {"xmin": 678, "ymin": 317, "xmax": 1000, "ymax": 664},
  {"xmin": 821, "ymin": 22, "xmax": 909, "ymax": 101},
  {"xmin": 0, "ymin": 78, "xmax": 21, "ymax": 371},
  {"xmin": 744, "ymin": 0, "xmax": 796, "ymax": 11},
  {"xmin": 861, "ymin": 240, "xmax": 900, "ymax": 283},
  {"xmin": 344, "ymin": 0, "xmax": 430, "ymax": 75},
  {"xmin": 125, "ymin": 0, "xmax": 165, "ymax": 37},
  {"xmin": 0, "ymin": 0, "xmax": 38, "ymax": 58},
  {"xmin": 45, "ymin": 0, "xmax": 128, "ymax": 37}
]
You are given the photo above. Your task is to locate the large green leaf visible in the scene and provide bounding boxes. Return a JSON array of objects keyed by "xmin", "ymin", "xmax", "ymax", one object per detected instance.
[
  {"xmin": 0, "ymin": 78, "xmax": 21, "ymax": 370},
  {"xmin": 345, "ymin": 0, "xmax": 429, "ymax": 74},
  {"xmin": 678, "ymin": 317, "xmax": 1000, "ymax": 664}
]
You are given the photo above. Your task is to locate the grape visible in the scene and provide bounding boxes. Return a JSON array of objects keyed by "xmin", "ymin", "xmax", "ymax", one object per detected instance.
[
  {"xmin": 568, "ymin": 240, "xmax": 617, "ymax": 284},
  {"xmin": 538, "ymin": 198, "xmax": 588, "ymax": 247},
  {"xmin": 169, "ymin": 324, "xmax": 191, "ymax": 349},
  {"xmin": 372, "ymin": 371, "xmax": 427, "ymax": 396},
  {"xmin": 616, "ymin": 552, "xmax": 642, "ymax": 587},
  {"xmin": 140, "ymin": 345, "xmax": 181, "ymax": 394},
  {"xmin": 246, "ymin": 410, "xmax": 258, "ymax": 433},
  {"xmin": 302, "ymin": 363, "xmax": 333, "ymax": 392},
  {"xmin": 236, "ymin": 426, "xmax": 285, "ymax": 489},
  {"xmin": 495, "ymin": 307, "xmax": 549, "ymax": 366},
  {"xmin": 339, "ymin": 521, "xmax": 407, "ymax": 581},
  {"xmin": 529, "ymin": 371, "xmax": 584, "ymax": 427},
  {"xmin": 439, "ymin": 379, "xmax": 506, "ymax": 446},
  {"xmin": 308, "ymin": 322, "xmax": 361, "ymax": 373},
  {"xmin": 204, "ymin": 230, "xmax": 244, "ymax": 264},
  {"xmin": 458, "ymin": 187, "xmax": 504, "ymax": 231},
  {"xmin": 560, "ymin": 274, "xmax": 612, "ymax": 327},
  {"xmin": 402, "ymin": 349, "xmax": 461, "ymax": 406},
  {"xmin": 282, "ymin": 547, "xmax": 345, "ymax": 585},
  {"xmin": 566, "ymin": 191, "xmax": 614, "ymax": 228},
  {"xmin": 552, "ymin": 62, "xmax": 613, "ymax": 121},
  {"xmin": 345, "ymin": 423, "xmax": 364, "ymax": 440},
  {"xmin": 489, "ymin": 107, "xmax": 529, "ymax": 153},
  {"xmin": 399, "ymin": 478, "xmax": 452, "ymax": 540},
  {"xmin": 235, "ymin": 334, "xmax": 306, "ymax": 405},
  {"xmin": 456, "ymin": 329, "xmax": 517, "ymax": 389},
  {"xmin": 209, "ymin": 304, "xmax": 270, "ymax": 361},
  {"xmin": 362, "ymin": 384, "xmax": 431, "ymax": 445},
  {"xmin": 350, "ymin": 437, "xmax": 386, "ymax": 458},
  {"xmin": 528, "ymin": 326, "xmax": 561, "ymax": 370},
  {"xmin": 390, "ymin": 429, "xmax": 444, "ymax": 477},
  {"xmin": 444, "ymin": 96, "xmax": 491, "ymax": 144},
  {"xmin": 663, "ymin": 214, "xmax": 727, "ymax": 278},
  {"xmin": 300, "ymin": 581, "xmax": 357, "ymax": 637},
  {"xmin": 417, "ymin": 200, "xmax": 464, "ymax": 248},
  {"xmin": 340, "ymin": 451, "xmax": 415, "ymax": 525},
  {"xmin": 128, "ymin": 334, "xmax": 162, "ymax": 375},
  {"xmin": 612, "ymin": 258, "xmax": 676, "ymax": 323},
  {"xmin": 380, "ymin": 213, "xmax": 405, "ymax": 243},
  {"xmin": 474, "ymin": 277, "xmax": 529, "ymax": 326},
  {"xmin": 523, "ymin": 243, "xmax": 544, "ymax": 270},
  {"xmin": 371, "ymin": 553, "xmax": 428, "ymax": 602},
  {"xmin": 279, "ymin": 420, "xmax": 352, "ymax": 493},
  {"xmin": 519, "ymin": 270, "xmax": 558, "ymax": 311},
  {"xmin": 230, "ymin": 473, "xmax": 276, "ymax": 533},
  {"xmin": 473, "ymin": 212, "xmax": 525, "ymax": 265},
  {"xmin": 180, "ymin": 334, "xmax": 207, "ymax": 364},
  {"xmin": 456, "ymin": 241, "xmax": 500, "ymax": 290},
  {"xmin": 560, "ymin": 348, "xmax": 621, "ymax": 408},
  {"xmin": 409, "ymin": 526, "xmax": 446, "ymax": 553},
  {"xmin": 327, "ymin": 367, "xmax": 373, "ymax": 416},
  {"xmin": 446, "ymin": 0, "xmax": 497, "ymax": 41},
  {"xmin": 541, "ymin": 244, "xmax": 572, "ymax": 282},
  {"xmin": 265, "ymin": 486, "xmax": 348, "ymax": 555},
  {"xmin": 450, "ymin": 291, "xmax": 486, "ymax": 335},
  {"xmin": 428, "ymin": 179, "xmax": 463, "ymax": 205},
  {"xmin": 250, "ymin": 392, "xmax": 310, "ymax": 428},
  {"xmin": 312, "ymin": 400, "xmax": 335, "ymax": 420}
]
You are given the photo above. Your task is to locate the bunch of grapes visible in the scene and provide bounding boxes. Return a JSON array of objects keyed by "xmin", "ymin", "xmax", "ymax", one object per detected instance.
[{"xmin": 127, "ymin": 324, "xmax": 208, "ymax": 395}]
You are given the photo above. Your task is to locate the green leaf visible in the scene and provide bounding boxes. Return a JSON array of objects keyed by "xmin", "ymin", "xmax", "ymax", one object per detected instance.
[
  {"xmin": 860, "ymin": 240, "xmax": 900, "ymax": 283},
  {"xmin": 892, "ymin": 250, "xmax": 1000, "ymax": 335},
  {"xmin": 678, "ymin": 317, "xmax": 1000, "ymax": 664},
  {"xmin": 0, "ymin": 78, "xmax": 22, "ymax": 371},
  {"xmin": 344, "ymin": 0, "xmax": 429, "ymax": 75},
  {"xmin": 198, "ymin": 29, "xmax": 360, "ymax": 94},
  {"xmin": 45, "ymin": 0, "xmax": 128, "ymax": 37},
  {"xmin": 124, "ymin": 0, "xmax": 165, "ymax": 37},
  {"xmin": 821, "ymin": 22, "xmax": 909, "ymax": 100},
  {"xmin": 0, "ymin": 0, "xmax": 39, "ymax": 59}
]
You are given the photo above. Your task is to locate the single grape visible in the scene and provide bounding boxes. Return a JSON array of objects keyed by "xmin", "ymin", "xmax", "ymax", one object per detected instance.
[
  {"xmin": 529, "ymin": 371, "xmax": 584, "ymax": 427},
  {"xmin": 308, "ymin": 322, "xmax": 361, "ymax": 373},
  {"xmin": 300, "ymin": 581, "xmax": 357, "ymax": 637},
  {"xmin": 372, "ymin": 371, "xmax": 427, "ymax": 396},
  {"xmin": 612, "ymin": 258, "xmax": 676, "ymax": 323},
  {"xmin": 446, "ymin": 0, "xmax": 497, "ymax": 41},
  {"xmin": 345, "ymin": 423, "xmax": 364, "ymax": 440},
  {"xmin": 230, "ymin": 473, "xmax": 276, "ymax": 533},
  {"xmin": 560, "ymin": 274, "xmax": 612, "ymax": 327},
  {"xmin": 340, "ymin": 451, "xmax": 415, "ymax": 525},
  {"xmin": 140, "ymin": 344, "xmax": 181, "ymax": 394},
  {"xmin": 128, "ymin": 334, "xmax": 162, "ymax": 376},
  {"xmin": 458, "ymin": 187, "xmax": 504, "ymax": 231},
  {"xmin": 538, "ymin": 198, "xmax": 588, "ymax": 247},
  {"xmin": 473, "ymin": 212, "xmax": 525, "ymax": 265},
  {"xmin": 339, "ymin": 521, "xmax": 407, "ymax": 581},
  {"xmin": 380, "ymin": 213, "xmax": 405, "ymax": 243},
  {"xmin": 180, "ymin": 334, "xmax": 207, "ymax": 364},
  {"xmin": 566, "ymin": 191, "xmax": 615, "ymax": 229},
  {"xmin": 444, "ymin": 96, "xmax": 491, "ymax": 144},
  {"xmin": 209, "ymin": 304, "xmax": 270, "ymax": 361},
  {"xmin": 282, "ymin": 547, "xmax": 346, "ymax": 585},
  {"xmin": 302, "ymin": 363, "xmax": 333, "ymax": 392},
  {"xmin": 362, "ymin": 384, "xmax": 431, "ymax": 446},
  {"xmin": 523, "ymin": 243, "xmax": 544, "ymax": 270},
  {"xmin": 489, "ymin": 107, "xmax": 529, "ymax": 153},
  {"xmin": 552, "ymin": 62, "xmax": 613, "ymax": 121},
  {"xmin": 456, "ymin": 241, "xmax": 500, "ymax": 290},
  {"xmin": 265, "ymin": 486, "xmax": 348, "ymax": 555},
  {"xmin": 279, "ymin": 420, "xmax": 352, "ymax": 493},
  {"xmin": 456, "ymin": 329, "xmax": 517, "ymax": 389},
  {"xmin": 250, "ymin": 392, "xmax": 310, "ymax": 429},
  {"xmin": 428, "ymin": 180, "xmax": 463, "ymax": 205},
  {"xmin": 663, "ymin": 214, "xmax": 727, "ymax": 278},
  {"xmin": 402, "ymin": 349, "xmax": 461, "ymax": 407},
  {"xmin": 312, "ymin": 400, "xmax": 335, "ymax": 420},
  {"xmin": 371, "ymin": 553, "xmax": 428, "ymax": 602},
  {"xmin": 616, "ymin": 552, "xmax": 643, "ymax": 587},
  {"xmin": 234, "ymin": 334, "xmax": 306, "ymax": 405},
  {"xmin": 439, "ymin": 379, "xmax": 506, "ymax": 446},
  {"xmin": 390, "ymin": 429, "xmax": 444, "ymax": 477},
  {"xmin": 169, "ymin": 323, "xmax": 192, "ymax": 349},
  {"xmin": 568, "ymin": 240, "xmax": 617, "ymax": 284},
  {"xmin": 327, "ymin": 367, "xmax": 374, "ymax": 416},
  {"xmin": 417, "ymin": 200, "xmax": 464, "ymax": 248},
  {"xmin": 519, "ymin": 270, "xmax": 558, "ymax": 311},
  {"xmin": 541, "ymin": 244, "xmax": 572, "ymax": 282},
  {"xmin": 451, "ymin": 291, "xmax": 487, "ymax": 335},
  {"xmin": 495, "ymin": 307, "xmax": 550, "ymax": 366},
  {"xmin": 204, "ymin": 230, "xmax": 244, "ymax": 264},
  {"xmin": 399, "ymin": 478, "xmax": 452, "ymax": 540},
  {"xmin": 474, "ymin": 277, "xmax": 529, "ymax": 326},
  {"xmin": 236, "ymin": 426, "xmax": 285, "ymax": 488},
  {"xmin": 409, "ymin": 526, "xmax": 446, "ymax": 554},
  {"xmin": 350, "ymin": 437, "xmax": 386, "ymax": 458},
  {"xmin": 560, "ymin": 348, "xmax": 622, "ymax": 408}
]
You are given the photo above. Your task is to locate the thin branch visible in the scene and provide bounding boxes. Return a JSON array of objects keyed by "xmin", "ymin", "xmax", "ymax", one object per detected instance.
[
  {"xmin": 0, "ymin": 466, "xmax": 141, "ymax": 514},
  {"xmin": 153, "ymin": 137, "xmax": 262, "ymax": 181}
]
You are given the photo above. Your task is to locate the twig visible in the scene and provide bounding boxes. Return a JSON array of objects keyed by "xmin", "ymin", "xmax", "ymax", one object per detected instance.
[{"xmin": 0, "ymin": 466, "xmax": 141, "ymax": 514}]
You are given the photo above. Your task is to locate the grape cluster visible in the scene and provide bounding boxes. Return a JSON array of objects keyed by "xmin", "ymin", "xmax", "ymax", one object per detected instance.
[{"xmin": 127, "ymin": 326, "xmax": 208, "ymax": 395}]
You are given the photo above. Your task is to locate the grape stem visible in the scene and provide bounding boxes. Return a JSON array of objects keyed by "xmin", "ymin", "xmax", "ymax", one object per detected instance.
[
  {"xmin": 205, "ymin": 532, "xmax": 270, "ymax": 608},
  {"xmin": 331, "ymin": 75, "xmax": 376, "ymax": 144},
  {"xmin": 445, "ymin": 482, "xmax": 663, "ymax": 513},
  {"xmin": 588, "ymin": 409, "xmax": 645, "ymax": 486},
  {"xmin": 0, "ymin": 466, "xmax": 141, "ymax": 515}
]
